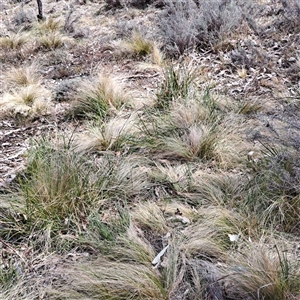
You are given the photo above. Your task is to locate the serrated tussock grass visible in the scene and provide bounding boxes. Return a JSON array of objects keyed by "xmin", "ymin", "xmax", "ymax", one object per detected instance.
[
  {"xmin": 58, "ymin": 259, "xmax": 168, "ymax": 300},
  {"xmin": 5, "ymin": 64, "xmax": 42, "ymax": 87},
  {"xmin": 0, "ymin": 84, "xmax": 50, "ymax": 118},
  {"xmin": 0, "ymin": 32, "xmax": 29, "ymax": 50},
  {"xmin": 18, "ymin": 138, "xmax": 103, "ymax": 235},
  {"xmin": 155, "ymin": 64, "xmax": 198, "ymax": 111},
  {"xmin": 74, "ymin": 112, "xmax": 139, "ymax": 152},
  {"xmin": 0, "ymin": 137, "xmax": 150, "ymax": 243},
  {"xmin": 72, "ymin": 73, "xmax": 130, "ymax": 119},
  {"xmin": 138, "ymin": 114, "xmax": 242, "ymax": 166},
  {"xmin": 228, "ymin": 243, "xmax": 300, "ymax": 300},
  {"xmin": 120, "ymin": 31, "xmax": 155, "ymax": 57},
  {"xmin": 37, "ymin": 32, "xmax": 72, "ymax": 50},
  {"xmin": 33, "ymin": 17, "xmax": 62, "ymax": 33},
  {"xmin": 131, "ymin": 202, "xmax": 169, "ymax": 235}
]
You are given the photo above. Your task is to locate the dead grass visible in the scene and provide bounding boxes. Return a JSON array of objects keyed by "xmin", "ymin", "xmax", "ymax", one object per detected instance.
[
  {"xmin": 0, "ymin": 32, "xmax": 29, "ymax": 50},
  {"xmin": 72, "ymin": 73, "xmax": 130, "ymax": 119},
  {"xmin": 0, "ymin": 84, "xmax": 50, "ymax": 118},
  {"xmin": 58, "ymin": 259, "xmax": 168, "ymax": 300},
  {"xmin": 33, "ymin": 17, "xmax": 62, "ymax": 33},
  {"xmin": 37, "ymin": 32, "xmax": 72, "ymax": 50},
  {"xmin": 74, "ymin": 113, "xmax": 139, "ymax": 152},
  {"xmin": 229, "ymin": 243, "xmax": 300, "ymax": 299},
  {"xmin": 118, "ymin": 31, "xmax": 154, "ymax": 57},
  {"xmin": 132, "ymin": 202, "xmax": 168, "ymax": 235},
  {"xmin": 5, "ymin": 64, "xmax": 41, "ymax": 87}
]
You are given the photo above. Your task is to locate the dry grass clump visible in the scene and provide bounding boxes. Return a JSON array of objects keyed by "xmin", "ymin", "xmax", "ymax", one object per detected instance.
[
  {"xmin": 169, "ymin": 100, "xmax": 208, "ymax": 129},
  {"xmin": 0, "ymin": 138, "xmax": 149, "ymax": 250},
  {"xmin": 228, "ymin": 243, "xmax": 300, "ymax": 299},
  {"xmin": 33, "ymin": 17, "xmax": 62, "ymax": 33},
  {"xmin": 262, "ymin": 195, "xmax": 300, "ymax": 233},
  {"xmin": 5, "ymin": 65, "xmax": 41, "ymax": 87},
  {"xmin": 74, "ymin": 113, "xmax": 139, "ymax": 152},
  {"xmin": 138, "ymin": 64, "xmax": 246, "ymax": 164},
  {"xmin": 117, "ymin": 31, "xmax": 155, "ymax": 58},
  {"xmin": 109, "ymin": 155, "xmax": 151, "ymax": 198},
  {"xmin": 57, "ymin": 259, "xmax": 167, "ymax": 300},
  {"xmin": 131, "ymin": 202, "xmax": 169, "ymax": 234},
  {"xmin": 179, "ymin": 207, "xmax": 250, "ymax": 259},
  {"xmin": 111, "ymin": 223, "xmax": 157, "ymax": 263},
  {"xmin": 168, "ymin": 87, "xmax": 236, "ymax": 128},
  {"xmin": 52, "ymin": 223, "xmax": 166, "ymax": 299},
  {"xmin": 30, "ymin": 18, "xmax": 73, "ymax": 50},
  {"xmin": 72, "ymin": 73, "xmax": 130, "ymax": 119},
  {"xmin": 151, "ymin": 43, "xmax": 165, "ymax": 67},
  {"xmin": 0, "ymin": 84, "xmax": 50, "ymax": 118},
  {"xmin": 191, "ymin": 170, "xmax": 245, "ymax": 206},
  {"xmin": 180, "ymin": 226, "xmax": 227, "ymax": 262},
  {"xmin": 17, "ymin": 138, "xmax": 103, "ymax": 235},
  {"xmin": 37, "ymin": 32, "xmax": 72, "ymax": 50},
  {"xmin": 52, "ymin": 206, "xmax": 240, "ymax": 299},
  {"xmin": 0, "ymin": 32, "xmax": 29, "ymax": 50},
  {"xmin": 141, "ymin": 114, "xmax": 242, "ymax": 166},
  {"xmin": 149, "ymin": 162, "xmax": 192, "ymax": 195},
  {"xmin": 156, "ymin": 124, "xmax": 219, "ymax": 161}
]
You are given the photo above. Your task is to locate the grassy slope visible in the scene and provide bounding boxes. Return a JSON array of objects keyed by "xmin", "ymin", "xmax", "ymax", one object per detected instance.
[{"xmin": 0, "ymin": 0, "xmax": 300, "ymax": 299}]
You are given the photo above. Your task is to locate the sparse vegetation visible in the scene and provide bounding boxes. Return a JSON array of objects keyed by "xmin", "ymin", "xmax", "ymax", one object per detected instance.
[
  {"xmin": 156, "ymin": 0, "xmax": 256, "ymax": 56},
  {"xmin": 105, "ymin": 0, "xmax": 157, "ymax": 10},
  {"xmin": 1, "ymin": 0, "xmax": 300, "ymax": 299}
]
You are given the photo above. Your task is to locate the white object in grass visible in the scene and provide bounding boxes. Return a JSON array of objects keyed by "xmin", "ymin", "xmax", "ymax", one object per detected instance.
[
  {"xmin": 228, "ymin": 234, "xmax": 239, "ymax": 242},
  {"xmin": 152, "ymin": 245, "xmax": 169, "ymax": 267}
]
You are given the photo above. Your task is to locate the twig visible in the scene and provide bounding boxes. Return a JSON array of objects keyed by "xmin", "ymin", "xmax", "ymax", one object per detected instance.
[{"xmin": 0, "ymin": 237, "xmax": 26, "ymax": 263}]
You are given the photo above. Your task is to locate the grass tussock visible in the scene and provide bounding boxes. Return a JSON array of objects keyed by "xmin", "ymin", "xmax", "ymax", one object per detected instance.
[
  {"xmin": 0, "ymin": 32, "xmax": 30, "ymax": 51},
  {"xmin": 155, "ymin": 64, "xmax": 198, "ymax": 110},
  {"xmin": 229, "ymin": 244, "xmax": 300, "ymax": 300},
  {"xmin": 0, "ymin": 32, "xmax": 29, "ymax": 50},
  {"xmin": 0, "ymin": 84, "xmax": 50, "ymax": 118},
  {"xmin": 37, "ymin": 32, "xmax": 72, "ymax": 50},
  {"xmin": 34, "ymin": 17, "xmax": 62, "ymax": 33},
  {"xmin": 72, "ymin": 73, "xmax": 130, "ymax": 119},
  {"xmin": 58, "ymin": 259, "xmax": 167, "ymax": 300},
  {"xmin": 74, "ymin": 113, "xmax": 138, "ymax": 152},
  {"xmin": 132, "ymin": 202, "xmax": 168, "ymax": 235},
  {"xmin": 18, "ymin": 139, "xmax": 103, "ymax": 235},
  {"xmin": 5, "ymin": 65, "xmax": 42, "ymax": 87},
  {"xmin": 0, "ymin": 137, "xmax": 149, "ymax": 247},
  {"xmin": 119, "ymin": 31, "xmax": 154, "ymax": 58},
  {"xmin": 139, "ymin": 111, "xmax": 243, "ymax": 166}
]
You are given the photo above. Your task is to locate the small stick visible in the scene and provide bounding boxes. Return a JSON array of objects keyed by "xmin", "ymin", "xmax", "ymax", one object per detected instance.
[{"xmin": 0, "ymin": 237, "xmax": 26, "ymax": 263}]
